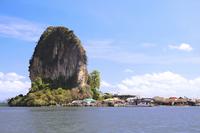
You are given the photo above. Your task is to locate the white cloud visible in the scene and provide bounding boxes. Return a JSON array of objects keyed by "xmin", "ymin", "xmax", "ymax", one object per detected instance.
[
  {"xmin": 101, "ymin": 80, "xmax": 112, "ymax": 88},
  {"xmin": 168, "ymin": 43, "xmax": 193, "ymax": 52},
  {"xmin": 0, "ymin": 16, "xmax": 45, "ymax": 41},
  {"xmin": 0, "ymin": 72, "xmax": 25, "ymax": 81},
  {"xmin": 101, "ymin": 71, "xmax": 200, "ymax": 98},
  {"xmin": 124, "ymin": 69, "xmax": 134, "ymax": 73},
  {"xmin": 0, "ymin": 72, "xmax": 30, "ymax": 101},
  {"xmin": 100, "ymin": 80, "xmax": 115, "ymax": 94}
]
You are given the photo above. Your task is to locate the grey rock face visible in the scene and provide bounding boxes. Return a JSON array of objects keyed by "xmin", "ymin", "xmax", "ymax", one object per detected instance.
[{"xmin": 29, "ymin": 26, "xmax": 88, "ymax": 89}]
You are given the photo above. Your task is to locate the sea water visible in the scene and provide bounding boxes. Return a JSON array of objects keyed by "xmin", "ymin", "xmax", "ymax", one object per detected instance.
[{"xmin": 0, "ymin": 106, "xmax": 200, "ymax": 133}]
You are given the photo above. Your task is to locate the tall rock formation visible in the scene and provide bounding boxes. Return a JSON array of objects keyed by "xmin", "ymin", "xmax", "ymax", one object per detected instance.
[{"xmin": 29, "ymin": 26, "xmax": 88, "ymax": 89}]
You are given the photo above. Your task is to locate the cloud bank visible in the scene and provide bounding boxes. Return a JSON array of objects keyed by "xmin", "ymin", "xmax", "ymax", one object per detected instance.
[
  {"xmin": 0, "ymin": 72, "xmax": 30, "ymax": 101},
  {"xmin": 101, "ymin": 71, "xmax": 200, "ymax": 98}
]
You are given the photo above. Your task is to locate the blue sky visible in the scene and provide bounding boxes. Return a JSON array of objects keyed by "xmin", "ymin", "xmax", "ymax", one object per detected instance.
[{"xmin": 1, "ymin": 0, "xmax": 200, "ymax": 100}]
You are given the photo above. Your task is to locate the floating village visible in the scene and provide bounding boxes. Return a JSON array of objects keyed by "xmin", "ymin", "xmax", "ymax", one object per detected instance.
[{"xmin": 67, "ymin": 94, "xmax": 200, "ymax": 107}]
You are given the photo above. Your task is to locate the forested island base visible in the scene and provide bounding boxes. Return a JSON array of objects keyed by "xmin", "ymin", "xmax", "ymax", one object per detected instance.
[
  {"xmin": 8, "ymin": 88, "xmax": 89, "ymax": 106},
  {"xmin": 8, "ymin": 93, "xmax": 200, "ymax": 107},
  {"xmin": 8, "ymin": 70, "xmax": 101, "ymax": 107}
]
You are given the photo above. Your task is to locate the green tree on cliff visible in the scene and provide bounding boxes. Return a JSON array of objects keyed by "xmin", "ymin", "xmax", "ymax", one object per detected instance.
[
  {"xmin": 88, "ymin": 70, "xmax": 100, "ymax": 100},
  {"xmin": 30, "ymin": 77, "xmax": 49, "ymax": 92}
]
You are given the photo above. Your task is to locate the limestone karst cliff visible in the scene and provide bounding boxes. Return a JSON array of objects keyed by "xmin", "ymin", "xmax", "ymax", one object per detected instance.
[
  {"xmin": 29, "ymin": 26, "xmax": 88, "ymax": 89},
  {"xmin": 8, "ymin": 26, "xmax": 93, "ymax": 106}
]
